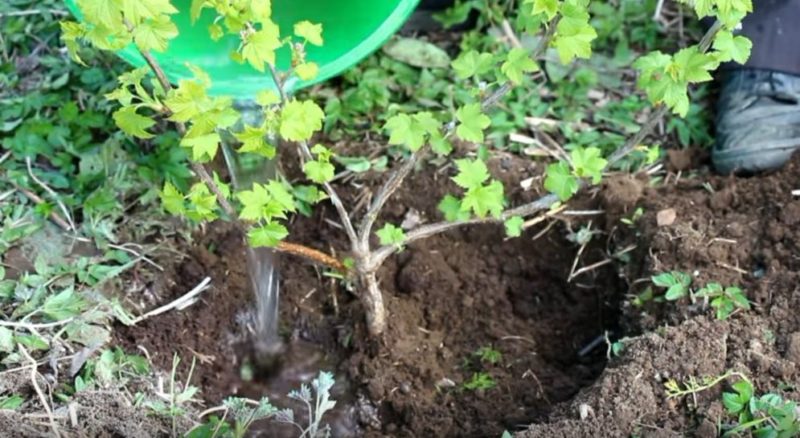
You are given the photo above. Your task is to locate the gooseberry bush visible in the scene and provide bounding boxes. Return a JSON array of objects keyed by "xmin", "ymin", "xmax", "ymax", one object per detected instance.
[{"xmin": 61, "ymin": 0, "xmax": 752, "ymax": 336}]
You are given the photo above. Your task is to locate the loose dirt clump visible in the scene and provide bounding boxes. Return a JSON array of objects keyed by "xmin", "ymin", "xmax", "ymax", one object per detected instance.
[{"xmin": 523, "ymin": 153, "xmax": 800, "ymax": 436}]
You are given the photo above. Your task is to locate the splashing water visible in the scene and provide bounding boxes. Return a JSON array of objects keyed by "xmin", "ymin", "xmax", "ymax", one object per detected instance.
[{"xmin": 222, "ymin": 101, "xmax": 284, "ymax": 360}]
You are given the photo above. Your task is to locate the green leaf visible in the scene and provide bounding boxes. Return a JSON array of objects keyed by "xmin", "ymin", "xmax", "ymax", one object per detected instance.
[
  {"xmin": 160, "ymin": 182, "xmax": 186, "ymax": 215},
  {"xmin": 376, "ymin": 224, "xmax": 406, "ymax": 246},
  {"xmin": 501, "ymin": 48, "xmax": 539, "ymax": 84},
  {"xmin": 553, "ymin": 1, "xmax": 597, "ymax": 64},
  {"xmin": 187, "ymin": 183, "xmax": 218, "ymax": 220},
  {"xmin": 61, "ymin": 22, "xmax": 87, "ymax": 65},
  {"xmin": 0, "ymin": 395, "xmax": 24, "ymax": 410},
  {"xmin": 504, "ymin": 216, "xmax": 524, "ymax": 238},
  {"xmin": 672, "ymin": 47, "xmax": 717, "ymax": 83},
  {"xmin": 571, "ymin": 147, "xmax": 607, "ymax": 184},
  {"xmin": 304, "ymin": 161, "xmax": 335, "ymax": 184},
  {"xmin": 383, "ymin": 38, "xmax": 451, "ymax": 69},
  {"xmin": 651, "ymin": 272, "xmax": 677, "ymax": 288},
  {"xmin": 0, "ymin": 327, "xmax": 15, "ymax": 353},
  {"xmin": 237, "ymin": 184, "xmax": 271, "ymax": 222},
  {"xmin": 451, "ymin": 50, "xmax": 494, "ymax": 80},
  {"xmin": 529, "ymin": 0, "xmax": 560, "ymax": 19},
  {"xmin": 265, "ymin": 181, "xmax": 296, "ymax": 214},
  {"xmin": 248, "ymin": 223, "xmax": 289, "ymax": 247},
  {"xmin": 42, "ymin": 288, "xmax": 87, "ymax": 321},
  {"xmin": 181, "ymin": 132, "xmax": 220, "ymax": 162},
  {"xmin": 294, "ymin": 21, "xmax": 323, "ymax": 46},
  {"xmin": 279, "ymin": 100, "xmax": 324, "ymax": 142},
  {"xmin": 256, "ymin": 90, "xmax": 280, "ymax": 106},
  {"xmin": 713, "ymin": 31, "xmax": 752, "ymax": 64},
  {"xmin": 120, "ymin": 0, "xmax": 177, "ymax": 24},
  {"xmin": 241, "ymin": 22, "xmax": 281, "ymax": 72},
  {"xmin": 113, "ymin": 106, "xmax": 155, "ymax": 139},
  {"xmin": 77, "ymin": 0, "xmax": 122, "ymax": 28},
  {"xmin": 15, "ymin": 334, "xmax": 48, "ymax": 351},
  {"xmin": 430, "ymin": 134, "xmax": 453, "ymax": 156},
  {"xmin": 455, "ymin": 103, "xmax": 491, "ymax": 143},
  {"xmin": 250, "ymin": 0, "xmax": 272, "ymax": 23},
  {"xmin": 452, "ymin": 159, "xmax": 490, "ymax": 190},
  {"xmin": 235, "ymin": 125, "xmax": 276, "ymax": 158},
  {"xmin": 384, "ymin": 112, "xmax": 439, "ymax": 152},
  {"xmin": 295, "ymin": 62, "xmax": 320, "ymax": 81},
  {"xmin": 544, "ymin": 161, "xmax": 578, "ymax": 201},
  {"xmin": 438, "ymin": 195, "xmax": 471, "ymax": 221},
  {"xmin": 462, "ymin": 180, "xmax": 504, "ymax": 218},
  {"xmin": 132, "ymin": 15, "xmax": 178, "ymax": 52}
]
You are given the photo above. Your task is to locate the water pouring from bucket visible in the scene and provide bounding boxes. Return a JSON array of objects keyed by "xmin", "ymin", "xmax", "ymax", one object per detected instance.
[{"xmin": 64, "ymin": 0, "xmax": 420, "ymax": 365}]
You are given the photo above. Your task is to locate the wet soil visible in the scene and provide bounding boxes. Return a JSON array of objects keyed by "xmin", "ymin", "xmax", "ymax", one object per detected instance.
[
  {"xmin": 112, "ymin": 149, "xmax": 622, "ymax": 437},
  {"xmin": 103, "ymin": 149, "xmax": 800, "ymax": 437}
]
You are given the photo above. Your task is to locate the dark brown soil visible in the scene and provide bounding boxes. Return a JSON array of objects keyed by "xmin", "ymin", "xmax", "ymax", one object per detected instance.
[
  {"xmin": 523, "ymin": 153, "xmax": 800, "ymax": 437},
  {"xmin": 109, "ymin": 147, "xmax": 800, "ymax": 437},
  {"xmin": 112, "ymin": 150, "xmax": 621, "ymax": 437}
]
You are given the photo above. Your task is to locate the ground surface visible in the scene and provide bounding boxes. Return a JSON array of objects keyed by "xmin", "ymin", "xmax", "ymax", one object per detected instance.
[{"xmin": 86, "ymin": 150, "xmax": 800, "ymax": 437}]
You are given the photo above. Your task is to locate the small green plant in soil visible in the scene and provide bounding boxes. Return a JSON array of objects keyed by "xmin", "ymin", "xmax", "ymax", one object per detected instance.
[
  {"xmin": 666, "ymin": 372, "xmax": 800, "ymax": 437},
  {"xmin": 463, "ymin": 372, "xmax": 497, "ymax": 391},
  {"xmin": 60, "ymin": 0, "xmax": 755, "ymax": 337},
  {"xmin": 651, "ymin": 271, "xmax": 693, "ymax": 301},
  {"xmin": 187, "ymin": 371, "xmax": 337, "ymax": 438},
  {"xmin": 695, "ymin": 282, "xmax": 751, "ymax": 320},
  {"xmin": 475, "ymin": 345, "xmax": 503, "ymax": 365}
]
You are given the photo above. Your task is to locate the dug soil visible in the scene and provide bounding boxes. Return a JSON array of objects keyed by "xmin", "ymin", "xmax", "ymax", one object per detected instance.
[{"xmin": 114, "ymin": 149, "xmax": 800, "ymax": 437}]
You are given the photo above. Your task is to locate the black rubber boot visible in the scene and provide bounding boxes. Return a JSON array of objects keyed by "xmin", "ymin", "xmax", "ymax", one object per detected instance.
[{"xmin": 713, "ymin": 69, "xmax": 800, "ymax": 174}]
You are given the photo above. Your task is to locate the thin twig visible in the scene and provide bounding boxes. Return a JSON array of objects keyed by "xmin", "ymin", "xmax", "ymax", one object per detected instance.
[
  {"xmin": 13, "ymin": 184, "xmax": 72, "ymax": 231},
  {"xmin": 130, "ymin": 277, "xmax": 211, "ymax": 324},
  {"xmin": 0, "ymin": 9, "xmax": 69, "ymax": 18},
  {"xmin": 0, "ymin": 318, "xmax": 74, "ymax": 329},
  {"xmin": 26, "ymin": 157, "xmax": 76, "ymax": 231},
  {"xmin": 18, "ymin": 345, "xmax": 61, "ymax": 438}
]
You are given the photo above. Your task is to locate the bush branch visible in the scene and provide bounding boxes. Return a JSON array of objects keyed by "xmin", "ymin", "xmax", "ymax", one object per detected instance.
[
  {"xmin": 357, "ymin": 18, "xmax": 560, "ymax": 250},
  {"xmin": 367, "ymin": 20, "xmax": 724, "ymax": 272},
  {"xmin": 133, "ymin": 44, "xmax": 345, "ymax": 271}
]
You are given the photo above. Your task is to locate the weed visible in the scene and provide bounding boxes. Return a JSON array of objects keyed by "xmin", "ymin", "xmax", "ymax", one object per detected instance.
[
  {"xmin": 695, "ymin": 282, "xmax": 750, "ymax": 320},
  {"xmin": 651, "ymin": 271, "xmax": 692, "ymax": 301},
  {"xmin": 621, "ymin": 207, "xmax": 644, "ymax": 226},
  {"xmin": 474, "ymin": 346, "xmax": 502, "ymax": 365},
  {"xmin": 463, "ymin": 372, "xmax": 497, "ymax": 391},
  {"xmin": 144, "ymin": 354, "xmax": 200, "ymax": 435}
]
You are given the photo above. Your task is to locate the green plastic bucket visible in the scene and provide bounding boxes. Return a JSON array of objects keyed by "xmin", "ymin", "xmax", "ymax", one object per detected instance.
[{"xmin": 64, "ymin": 0, "xmax": 420, "ymax": 97}]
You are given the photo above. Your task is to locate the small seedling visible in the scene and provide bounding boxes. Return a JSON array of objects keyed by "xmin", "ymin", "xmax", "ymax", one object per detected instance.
[
  {"xmin": 722, "ymin": 378, "xmax": 800, "ymax": 437},
  {"xmin": 463, "ymin": 372, "xmax": 497, "ymax": 391},
  {"xmin": 651, "ymin": 271, "xmax": 692, "ymax": 301},
  {"xmin": 224, "ymin": 397, "xmax": 277, "ymax": 438},
  {"xmin": 474, "ymin": 346, "xmax": 502, "ymax": 365},
  {"xmin": 695, "ymin": 282, "xmax": 750, "ymax": 320},
  {"xmin": 621, "ymin": 207, "xmax": 644, "ymax": 226}
]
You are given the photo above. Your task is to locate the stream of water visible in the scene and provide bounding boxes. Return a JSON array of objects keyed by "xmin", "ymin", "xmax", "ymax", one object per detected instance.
[{"xmin": 222, "ymin": 101, "xmax": 284, "ymax": 359}]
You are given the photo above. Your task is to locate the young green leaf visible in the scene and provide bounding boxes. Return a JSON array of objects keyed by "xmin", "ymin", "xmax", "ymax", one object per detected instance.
[
  {"xmin": 438, "ymin": 195, "xmax": 471, "ymax": 221},
  {"xmin": 294, "ymin": 21, "xmax": 324, "ymax": 46},
  {"xmin": 241, "ymin": 23, "xmax": 281, "ymax": 72},
  {"xmin": 160, "ymin": 182, "xmax": 186, "ymax": 215},
  {"xmin": 248, "ymin": 223, "xmax": 289, "ymax": 247},
  {"xmin": 571, "ymin": 147, "xmax": 607, "ymax": 184},
  {"xmin": 113, "ymin": 106, "xmax": 155, "ymax": 139},
  {"xmin": 544, "ymin": 161, "xmax": 579, "ymax": 201},
  {"xmin": 462, "ymin": 180, "xmax": 505, "ymax": 218},
  {"xmin": 504, "ymin": 216, "xmax": 525, "ymax": 238},
  {"xmin": 452, "ymin": 159, "xmax": 490, "ymax": 189},
  {"xmin": 552, "ymin": 0, "xmax": 597, "ymax": 64},
  {"xmin": 61, "ymin": 22, "xmax": 87, "ymax": 65},
  {"xmin": 384, "ymin": 112, "xmax": 439, "ymax": 151},
  {"xmin": 235, "ymin": 125, "xmax": 276, "ymax": 158},
  {"xmin": 132, "ymin": 15, "xmax": 178, "ymax": 52},
  {"xmin": 501, "ymin": 48, "xmax": 538, "ymax": 84},
  {"xmin": 279, "ymin": 100, "xmax": 324, "ymax": 142},
  {"xmin": 181, "ymin": 132, "xmax": 221, "ymax": 162},
  {"xmin": 295, "ymin": 62, "xmax": 320, "ymax": 81},
  {"xmin": 451, "ymin": 50, "xmax": 495, "ymax": 80},
  {"xmin": 376, "ymin": 223, "xmax": 406, "ymax": 246},
  {"xmin": 713, "ymin": 30, "xmax": 752, "ymax": 64},
  {"xmin": 304, "ymin": 160, "xmax": 335, "ymax": 184},
  {"xmin": 455, "ymin": 103, "xmax": 491, "ymax": 143},
  {"xmin": 528, "ymin": 0, "xmax": 560, "ymax": 20}
]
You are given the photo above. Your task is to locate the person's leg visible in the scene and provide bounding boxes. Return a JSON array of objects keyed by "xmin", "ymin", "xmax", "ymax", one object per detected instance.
[{"xmin": 713, "ymin": 0, "xmax": 800, "ymax": 174}]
